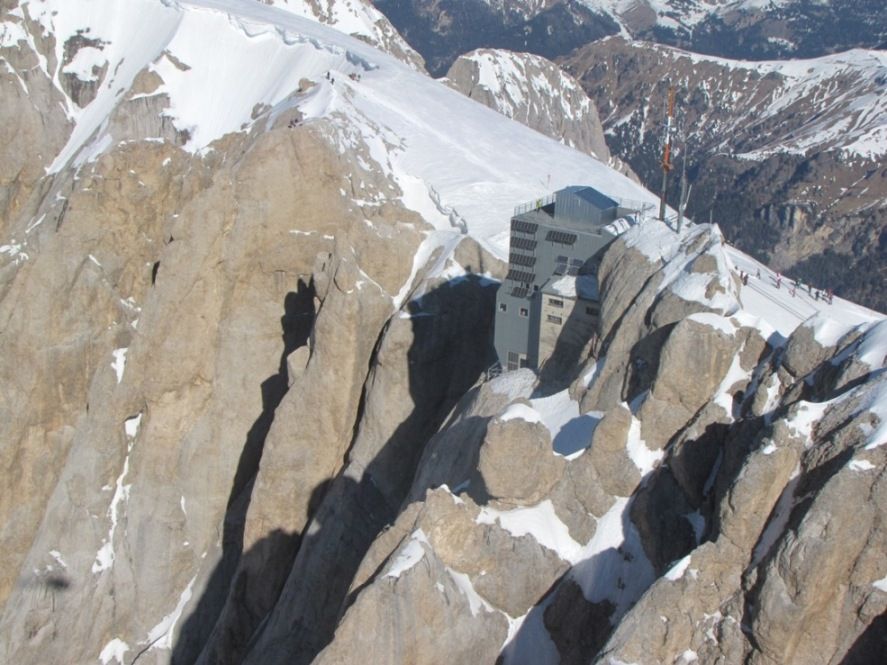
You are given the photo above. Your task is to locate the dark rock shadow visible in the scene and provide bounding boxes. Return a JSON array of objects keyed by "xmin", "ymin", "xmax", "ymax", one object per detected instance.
[
  {"xmin": 172, "ymin": 273, "xmax": 496, "ymax": 664},
  {"xmin": 840, "ymin": 611, "xmax": 887, "ymax": 664},
  {"xmin": 170, "ymin": 280, "xmax": 315, "ymax": 665},
  {"xmin": 236, "ymin": 273, "xmax": 498, "ymax": 665},
  {"xmin": 536, "ymin": 291, "xmax": 601, "ymax": 396}
]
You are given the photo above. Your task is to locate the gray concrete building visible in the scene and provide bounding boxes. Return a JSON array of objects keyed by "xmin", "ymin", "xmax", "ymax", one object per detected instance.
[{"xmin": 494, "ymin": 185, "xmax": 639, "ymax": 372}]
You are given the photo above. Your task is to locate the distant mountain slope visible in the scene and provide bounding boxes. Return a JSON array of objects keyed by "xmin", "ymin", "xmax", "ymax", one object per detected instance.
[
  {"xmin": 373, "ymin": 0, "xmax": 619, "ymax": 75},
  {"xmin": 565, "ymin": 37, "xmax": 887, "ymax": 311},
  {"xmin": 375, "ymin": 0, "xmax": 887, "ymax": 75},
  {"xmin": 594, "ymin": 0, "xmax": 887, "ymax": 60}
]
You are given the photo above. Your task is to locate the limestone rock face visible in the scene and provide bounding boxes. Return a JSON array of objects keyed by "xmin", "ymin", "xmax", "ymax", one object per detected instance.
[
  {"xmin": 581, "ymin": 222, "xmax": 740, "ymax": 412},
  {"xmin": 476, "ymin": 415, "xmax": 565, "ymax": 505},
  {"xmin": 590, "ymin": 319, "xmax": 887, "ymax": 665},
  {"xmin": 313, "ymin": 521, "xmax": 508, "ymax": 665},
  {"xmin": 586, "ymin": 404, "xmax": 639, "ymax": 498},
  {"xmin": 637, "ymin": 315, "xmax": 739, "ymax": 449},
  {"xmin": 2, "ymin": 3, "xmax": 885, "ymax": 665},
  {"xmin": 0, "ymin": 17, "xmax": 71, "ymax": 234}
]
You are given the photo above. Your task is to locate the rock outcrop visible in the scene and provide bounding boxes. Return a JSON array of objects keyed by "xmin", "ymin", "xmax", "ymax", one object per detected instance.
[
  {"xmin": 311, "ymin": 220, "xmax": 886, "ymax": 665},
  {"xmin": 1, "ymin": 2, "xmax": 884, "ymax": 665},
  {"xmin": 444, "ymin": 49, "xmax": 610, "ymax": 162}
]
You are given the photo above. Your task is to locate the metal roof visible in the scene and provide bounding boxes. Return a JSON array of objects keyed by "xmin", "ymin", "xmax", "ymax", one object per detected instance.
[{"xmin": 559, "ymin": 186, "xmax": 619, "ymax": 212}]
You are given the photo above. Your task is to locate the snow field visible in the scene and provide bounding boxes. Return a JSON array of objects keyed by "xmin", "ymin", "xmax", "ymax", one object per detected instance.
[{"xmin": 7, "ymin": 0, "xmax": 660, "ymax": 258}]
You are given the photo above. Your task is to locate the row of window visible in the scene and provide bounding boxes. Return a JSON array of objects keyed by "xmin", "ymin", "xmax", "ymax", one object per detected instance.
[
  {"xmin": 511, "ymin": 236, "xmax": 537, "ymax": 251},
  {"xmin": 509, "ymin": 252, "xmax": 536, "ymax": 267},
  {"xmin": 545, "ymin": 230, "xmax": 578, "ymax": 245},
  {"xmin": 501, "ymin": 300, "xmax": 600, "ymax": 319},
  {"xmin": 499, "ymin": 302, "xmax": 529, "ymax": 317},
  {"xmin": 545, "ymin": 308, "xmax": 598, "ymax": 323},
  {"xmin": 511, "ymin": 220, "xmax": 539, "ymax": 235},
  {"xmin": 506, "ymin": 268, "xmax": 535, "ymax": 284}
]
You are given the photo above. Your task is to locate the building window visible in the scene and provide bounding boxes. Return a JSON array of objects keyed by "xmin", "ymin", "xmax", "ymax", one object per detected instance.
[
  {"xmin": 548, "ymin": 298, "xmax": 564, "ymax": 308},
  {"xmin": 509, "ymin": 252, "xmax": 536, "ymax": 268},
  {"xmin": 586, "ymin": 305, "xmax": 599, "ymax": 316},
  {"xmin": 567, "ymin": 258, "xmax": 584, "ymax": 276},
  {"xmin": 519, "ymin": 307, "xmax": 529, "ymax": 317},
  {"xmin": 545, "ymin": 230, "xmax": 578, "ymax": 245},
  {"xmin": 519, "ymin": 357, "xmax": 529, "ymax": 369},
  {"xmin": 547, "ymin": 315, "xmax": 563, "ymax": 325},
  {"xmin": 507, "ymin": 351, "xmax": 520, "ymax": 371},
  {"xmin": 499, "ymin": 302, "xmax": 507, "ymax": 312},
  {"xmin": 511, "ymin": 220, "xmax": 539, "ymax": 235}
]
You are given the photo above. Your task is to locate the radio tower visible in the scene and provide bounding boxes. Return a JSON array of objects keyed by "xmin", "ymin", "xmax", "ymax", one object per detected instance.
[{"xmin": 658, "ymin": 85, "xmax": 676, "ymax": 222}]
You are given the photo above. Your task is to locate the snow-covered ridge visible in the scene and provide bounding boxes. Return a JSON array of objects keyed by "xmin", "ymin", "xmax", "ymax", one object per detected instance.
[{"xmin": 2, "ymin": 0, "xmax": 658, "ymax": 260}]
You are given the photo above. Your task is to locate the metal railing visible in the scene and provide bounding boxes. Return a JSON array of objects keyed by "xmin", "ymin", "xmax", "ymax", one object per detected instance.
[
  {"xmin": 513, "ymin": 192, "xmax": 655, "ymax": 220},
  {"xmin": 514, "ymin": 193, "xmax": 556, "ymax": 216}
]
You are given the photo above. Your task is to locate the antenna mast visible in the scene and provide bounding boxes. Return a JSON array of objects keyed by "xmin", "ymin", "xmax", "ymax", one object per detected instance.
[{"xmin": 658, "ymin": 85, "xmax": 676, "ymax": 222}]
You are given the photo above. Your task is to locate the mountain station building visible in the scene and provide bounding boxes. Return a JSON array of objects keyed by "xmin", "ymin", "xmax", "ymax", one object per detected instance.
[{"xmin": 494, "ymin": 185, "xmax": 640, "ymax": 372}]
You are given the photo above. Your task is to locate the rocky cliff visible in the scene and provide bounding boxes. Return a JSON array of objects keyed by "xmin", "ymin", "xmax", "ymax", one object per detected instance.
[
  {"xmin": 443, "ymin": 48, "xmax": 639, "ymax": 180},
  {"xmin": 311, "ymin": 221, "xmax": 887, "ymax": 665},
  {"xmin": 0, "ymin": 1, "xmax": 884, "ymax": 664}
]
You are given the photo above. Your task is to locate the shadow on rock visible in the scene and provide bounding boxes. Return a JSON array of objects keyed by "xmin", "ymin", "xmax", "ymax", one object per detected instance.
[{"xmin": 171, "ymin": 280, "xmax": 315, "ymax": 665}]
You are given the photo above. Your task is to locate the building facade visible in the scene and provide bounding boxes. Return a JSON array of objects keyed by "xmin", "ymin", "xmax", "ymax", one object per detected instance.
[{"xmin": 494, "ymin": 185, "xmax": 636, "ymax": 372}]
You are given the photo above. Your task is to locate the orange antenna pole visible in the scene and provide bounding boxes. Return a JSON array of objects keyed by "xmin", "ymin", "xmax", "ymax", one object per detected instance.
[{"xmin": 658, "ymin": 85, "xmax": 676, "ymax": 222}]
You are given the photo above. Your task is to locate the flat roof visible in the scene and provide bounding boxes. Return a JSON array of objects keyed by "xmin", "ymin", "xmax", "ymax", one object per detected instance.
[{"xmin": 561, "ymin": 186, "xmax": 619, "ymax": 211}]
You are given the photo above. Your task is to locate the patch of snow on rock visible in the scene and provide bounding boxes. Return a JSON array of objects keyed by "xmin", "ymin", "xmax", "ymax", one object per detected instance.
[
  {"xmin": 447, "ymin": 568, "xmax": 495, "ymax": 617},
  {"xmin": 92, "ymin": 423, "xmax": 138, "ymax": 573},
  {"xmin": 489, "ymin": 369, "xmax": 536, "ymax": 400},
  {"xmin": 752, "ymin": 475, "xmax": 800, "ymax": 566},
  {"xmin": 111, "ymin": 348, "xmax": 128, "ymax": 384},
  {"xmin": 499, "ymin": 403, "xmax": 542, "ymax": 424},
  {"xmin": 99, "ymin": 638, "xmax": 130, "ymax": 665},
  {"xmin": 385, "ymin": 529, "xmax": 429, "ymax": 578},
  {"xmin": 625, "ymin": 414, "xmax": 663, "ymax": 476},
  {"xmin": 49, "ymin": 550, "xmax": 67, "ymax": 569},
  {"xmin": 785, "ymin": 400, "xmax": 830, "ymax": 445},
  {"xmin": 477, "ymin": 500, "xmax": 581, "ymax": 563},
  {"xmin": 848, "ymin": 459, "xmax": 876, "ymax": 472},
  {"xmin": 806, "ymin": 313, "xmax": 855, "ymax": 348},
  {"xmin": 665, "ymin": 554, "xmax": 691, "ymax": 581},
  {"xmin": 144, "ymin": 575, "xmax": 197, "ymax": 651},
  {"xmin": 529, "ymin": 389, "xmax": 599, "ymax": 457},
  {"xmin": 569, "ymin": 497, "xmax": 656, "ymax": 617},
  {"xmin": 125, "ymin": 413, "xmax": 142, "ymax": 439}
]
